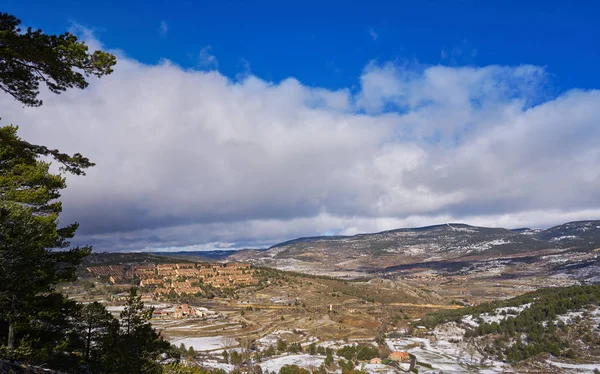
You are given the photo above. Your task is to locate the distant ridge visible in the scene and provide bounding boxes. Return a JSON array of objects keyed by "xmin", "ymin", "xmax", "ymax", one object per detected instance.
[{"xmin": 228, "ymin": 220, "xmax": 600, "ymax": 272}]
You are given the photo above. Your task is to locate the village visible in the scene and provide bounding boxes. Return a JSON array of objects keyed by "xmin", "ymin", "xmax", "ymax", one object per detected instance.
[
  {"xmin": 77, "ymin": 260, "xmax": 467, "ymax": 372},
  {"xmin": 86, "ymin": 262, "xmax": 258, "ymax": 297},
  {"xmin": 75, "ymin": 257, "xmax": 600, "ymax": 373}
]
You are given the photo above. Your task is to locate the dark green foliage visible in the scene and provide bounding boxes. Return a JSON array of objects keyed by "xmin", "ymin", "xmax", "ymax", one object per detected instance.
[
  {"xmin": 287, "ymin": 342, "xmax": 303, "ymax": 353},
  {"xmin": 162, "ymin": 363, "xmax": 228, "ymax": 374},
  {"xmin": 0, "ymin": 11, "xmax": 186, "ymax": 374},
  {"xmin": 263, "ymin": 345, "xmax": 276, "ymax": 357},
  {"xmin": 230, "ymin": 350, "xmax": 243, "ymax": 366},
  {"xmin": 421, "ymin": 285, "xmax": 600, "ymax": 363},
  {"xmin": 276, "ymin": 338, "xmax": 288, "ymax": 352},
  {"xmin": 0, "ymin": 288, "xmax": 170, "ymax": 373},
  {"xmin": 78, "ymin": 301, "xmax": 114, "ymax": 366},
  {"xmin": 0, "ymin": 293, "xmax": 83, "ymax": 370},
  {"xmin": 0, "ymin": 126, "xmax": 94, "ymax": 175},
  {"xmin": 421, "ymin": 285, "xmax": 600, "ymax": 328},
  {"xmin": 356, "ymin": 345, "xmax": 379, "ymax": 361},
  {"xmin": 0, "ymin": 12, "xmax": 116, "ymax": 175},
  {"xmin": 336, "ymin": 344, "xmax": 379, "ymax": 361},
  {"xmin": 417, "ymin": 362, "xmax": 432, "ymax": 369},
  {"xmin": 0, "ymin": 12, "xmax": 115, "ymax": 107},
  {"xmin": 279, "ymin": 365, "xmax": 310, "ymax": 374},
  {"xmin": 337, "ymin": 358, "xmax": 363, "ymax": 374},
  {"xmin": 337, "ymin": 345, "xmax": 355, "ymax": 360},
  {"xmin": 80, "ymin": 288, "xmax": 170, "ymax": 374},
  {"xmin": 0, "ymin": 126, "xmax": 90, "ymax": 353},
  {"xmin": 1, "ymin": 10, "xmax": 114, "ymax": 367},
  {"xmin": 111, "ymin": 288, "xmax": 170, "ymax": 374}
]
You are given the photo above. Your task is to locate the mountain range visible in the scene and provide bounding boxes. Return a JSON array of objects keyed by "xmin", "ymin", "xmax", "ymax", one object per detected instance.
[{"xmin": 222, "ymin": 220, "xmax": 600, "ymax": 275}]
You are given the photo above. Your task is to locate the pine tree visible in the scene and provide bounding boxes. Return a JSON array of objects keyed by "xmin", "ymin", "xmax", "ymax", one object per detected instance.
[
  {"xmin": 118, "ymin": 288, "xmax": 169, "ymax": 374},
  {"xmin": 0, "ymin": 126, "xmax": 90, "ymax": 352},
  {"xmin": 0, "ymin": 11, "xmax": 115, "ymax": 367},
  {"xmin": 0, "ymin": 12, "xmax": 115, "ymax": 174},
  {"xmin": 77, "ymin": 301, "xmax": 114, "ymax": 365}
]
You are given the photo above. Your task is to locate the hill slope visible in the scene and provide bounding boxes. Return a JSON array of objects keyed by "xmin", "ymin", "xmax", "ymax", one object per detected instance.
[{"xmin": 229, "ymin": 220, "xmax": 600, "ymax": 274}]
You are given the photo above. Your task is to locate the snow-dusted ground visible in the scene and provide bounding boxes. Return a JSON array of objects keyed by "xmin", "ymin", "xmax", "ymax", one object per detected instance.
[
  {"xmin": 429, "ymin": 306, "xmax": 600, "ymax": 373},
  {"xmin": 105, "ymin": 305, "xmax": 126, "ymax": 312},
  {"xmin": 557, "ymin": 311, "xmax": 585, "ymax": 324},
  {"xmin": 433, "ymin": 322, "xmax": 465, "ymax": 342},
  {"xmin": 259, "ymin": 354, "xmax": 325, "ymax": 373},
  {"xmin": 408, "ymin": 337, "xmax": 508, "ymax": 373},
  {"xmin": 385, "ymin": 338, "xmax": 417, "ymax": 351},
  {"xmin": 170, "ymin": 305, "xmax": 600, "ymax": 373},
  {"xmin": 146, "ymin": 303, "xmax": 171, "ymax": 309},
  {"xmin": 547, "ymin": 360, "xmax": 600, "ymax": 373},
  {"xmin": 197, "ymin": 360, "xmax": 236, "ymax": 372},
  {"xmin": 256, "ymin": 330, "xmax": 303, "ymax": 346},
  {"xmin": 314, "ymin": 339, "xmax": 376, "ymax": 350},
  {"xmin": 555, "ymin": 307, "xmax": 600, "ymax": 328},
  {"xmin": 550, "ymin": 235, "xmax": 581, "ymax": 242},
  {"xmin": 360, "ymin": 363, "xmax": 404, "ymax": 373},
  {"xmin": 386, "ymin": 329, "xmax": 512, "ymax": 373},
  {"xmin": 168, "ymin": 322, "xmax": 232, "ymax": 330},
  {"xmin": 168, "ymin": 336, "xmax": 236, "ymax": 351},
  {"xmin": 462, "ymin": 303, "xmax": 532, "ymax": 327}
]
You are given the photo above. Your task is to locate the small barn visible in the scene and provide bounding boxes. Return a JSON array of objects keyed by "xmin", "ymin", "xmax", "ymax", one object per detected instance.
[{"xmin": 388, "ymin": 351, "xmax": 410, "ymax": 362}]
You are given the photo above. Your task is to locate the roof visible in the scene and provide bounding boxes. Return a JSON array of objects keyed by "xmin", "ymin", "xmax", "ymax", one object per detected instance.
[{"xmin": 388, "ymin": 351, "xmax": 410, "ymax": 361}]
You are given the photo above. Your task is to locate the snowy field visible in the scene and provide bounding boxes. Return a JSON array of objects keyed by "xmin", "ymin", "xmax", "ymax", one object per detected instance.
[
  {"xmin": 105, "ymin": 305, "xmax": 126, "ymax": 312},
  {"xmin": 259, "ymin": 354, "xmax": 325, "ymax": 373},
  {"xmin": 386, "ymin": 334, "xmax": 512, "ymax": 373},
  {"xmin": 168, "ymin": 336, "xmax": 236, "ymax": 351},
  {"xmin": 461, "ymin": 303, "xmax": 532, "ymax": 327},
  {"xmin": 197, "ymin": 360, "xmax": 236, "ymax": 372},
  {"xmin": 256, "ymin": 330, "xmax": 297, "ymax": 346},
  {"xmin": 547, "ymin": 360, "xmax": 600, "ymax": 373},
  {"xmin": 169, "ymin": 305, "xmax": 600, "ymax": 373},
  {"xmin": 360, "ymin": 363, "xmax": 404, "ymax": 373}
]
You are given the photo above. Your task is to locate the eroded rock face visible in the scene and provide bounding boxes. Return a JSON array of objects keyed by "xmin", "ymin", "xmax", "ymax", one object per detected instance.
[{"xmin": 0, "ymin": 360, "xmax": 63, "ymax": 374}]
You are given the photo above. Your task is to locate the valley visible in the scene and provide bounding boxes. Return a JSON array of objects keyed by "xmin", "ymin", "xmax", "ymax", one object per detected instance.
[
  {"xmin": 67, "ymin": 255, "xmax": 600, "ymax": 373},
  {"xmin": 61, "ymin": 220, "xmax": 600, "ymax": 373}
]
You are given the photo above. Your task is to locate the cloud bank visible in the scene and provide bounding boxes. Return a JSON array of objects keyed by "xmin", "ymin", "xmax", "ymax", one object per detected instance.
[{"xmin": 1, "ymin": 35, "xmax": 599, "ymax": 252}]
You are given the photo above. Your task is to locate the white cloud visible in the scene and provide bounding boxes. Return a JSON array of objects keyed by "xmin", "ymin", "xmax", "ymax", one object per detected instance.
[
  {"xmin": 1, "ymin": 31, "xmax": 599, "ymax": 252},
  {"xmin": 236, "ymin": 58, "xmax": 251, "ymax": 79},
  {"xmin": 69, "ymin": 23, "xmax": 104, "ymax": 52},
  {"xmin": 159, "ymin": 20, "xmax": 168, "ymax": 37},
  {"xmin": 198, "ymin": 45, "xmax": 218, "ymax": 69},
  {"xmin": 369, "ymin": 28, "xmax": 378, "ymax": 41}
]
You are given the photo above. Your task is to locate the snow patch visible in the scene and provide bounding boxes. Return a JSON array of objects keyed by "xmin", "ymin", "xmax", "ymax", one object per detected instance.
[
  {"xmin": 168, "ymin": 336, "xmax": 235, "ymax": 351},
  {"xmin": 259, "ymin": 354, "xmax": 325, "ymax": 373}
]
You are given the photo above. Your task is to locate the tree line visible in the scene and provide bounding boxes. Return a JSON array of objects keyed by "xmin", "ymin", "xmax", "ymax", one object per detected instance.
[{"xmin": 420, "ymin": 284, "xmax": 600, "ymax": 363}]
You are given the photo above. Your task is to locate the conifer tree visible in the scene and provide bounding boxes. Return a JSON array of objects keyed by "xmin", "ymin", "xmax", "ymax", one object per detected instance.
[
  {"xmin": 0, "ymin": 12, "xmax": 116, "ymax": 174},
  {"xmin": 117, "ymin": 288, "xmax": 170, "ymax": 374},
  {"xmin": 0, "ymin": 10, "xmax": 115, "ymax": 367},
  {"xmin": 0, "ymin": 126, "xmax": 90, "ymax": 352}
]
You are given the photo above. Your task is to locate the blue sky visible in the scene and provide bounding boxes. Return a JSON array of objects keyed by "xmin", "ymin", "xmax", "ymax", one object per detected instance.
[
  {"xmin": 5, "ymin": 0, "xmax": 600, "ymax": 92},
  {"xmin": 3, "ymin": 1, "xmax": 600, "ymax": 252}
]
